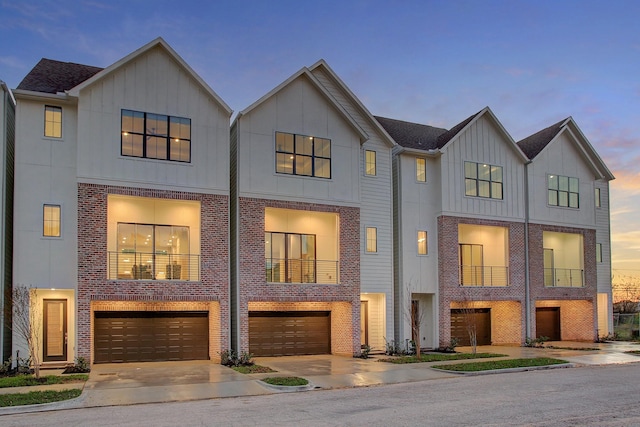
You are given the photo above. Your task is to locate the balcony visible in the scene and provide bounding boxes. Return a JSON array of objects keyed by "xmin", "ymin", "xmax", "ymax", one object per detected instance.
[
  {"xmin": 266, "ymin": 258, "xmax": 338, "ymax": 284},
  {"xmin": 459, "ymin": 265, "xmax": 509, "ymax": 287},
  {"xmin": 544, "ymin": 268, "xmax": 584, "ymax": 287},
  {"xmin": 108, "ymin": 251, "xmax": 200, "ymax": 281}
]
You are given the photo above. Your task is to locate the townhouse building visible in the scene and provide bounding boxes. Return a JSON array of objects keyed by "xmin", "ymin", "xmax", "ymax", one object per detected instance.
[
  {"xmin": 12, "ymin": 38, "xmax": 232, "ymax": 365},
  {"xmin": 379, "ymin": 109, "xmax": 614, "ymax": 349},
  {"xmin": 230, "ymin": 61, "xmax": 395, "ymax": 356}
]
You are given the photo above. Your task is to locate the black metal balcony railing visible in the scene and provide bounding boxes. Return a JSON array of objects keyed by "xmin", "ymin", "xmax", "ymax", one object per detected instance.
[
  {"xmin": 459, "ymin": 265, "xmax": 509, "ymax": 287},
  {"xmin": 544, "ymin": 268, "xmax": 584, "ymax": 287},
  {"xmin": 108, "ymin": 252, "xmax": 200, "ymax": 281},
  {"xmin": 266, "ymin": 258, "xmax": 338, "ymax": 284}
]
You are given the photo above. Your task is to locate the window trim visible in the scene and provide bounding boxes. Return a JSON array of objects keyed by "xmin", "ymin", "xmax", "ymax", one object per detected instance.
[
  {"xmin": 275, "ymin": 131, "xmax": 332, "ymax": 179},
  {"xmin": 120, "ymin": 109, "xmax": 192, "ymax": 163},
  {"xmin": 44, "ymin": 105, "xmax": 62, "ymax": 139},
  {"xmin": 417, "ymin": 230, "xmax": 428, "ymax": 255},
  {"xmin": 547, "ymin": 174, "xmax": 579, "ymax": 209},
  {"xmin": 595, "ymin": 187, "xmax": 601, "ymax": 208},
  {"xmin": 365, "ymin": 150, "xmax": 377, "ymax": 176},
  {"xmin": 464, "ymin": 161, "xmax": 503, "ymax": 200},
  {"xmin": 416, "ymin": 158, "xmax": 426, "ymax": 183},
  {"xmin": 42, "ymin": 204, "xmax": 61, "ymax": 238},
  {"xmin": 365, "ymin": 227, "xmax": 378, "ymax": 253}
]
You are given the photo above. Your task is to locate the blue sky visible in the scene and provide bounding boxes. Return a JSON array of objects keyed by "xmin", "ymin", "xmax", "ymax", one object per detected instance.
[{"xmin": 1, "ymin": 0, "xmax": 639, "ymax": 277}]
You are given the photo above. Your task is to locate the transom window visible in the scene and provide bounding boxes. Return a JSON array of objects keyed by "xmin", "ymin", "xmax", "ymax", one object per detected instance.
[
  {"xmin": 548, "ymin": 174, "xmax": 579, "ymax": 208},
  {"xmin": 416, "ymin": 158, "xmax": 426, "ymax": 182},
  {"xmin": 365, "ymin": 150, "xmax": 376, "ymax": 176},
  {"xmin": 121, "ymin": 109, "xmax": 191, "ymax": 162},
  {"xmin": 44, "ymin": 106, "xmax": 62, "ymax": 138},
  {"xmin": 43, "ymin": 204, "xmax": 61, "ymax": 237},
  {"xmin": 464, "ymin": 161, "xmax": 503, "ymax": 199},
  {"xmin": 275, "ymin": 132, "xmax": 331, "ymax": 178}
]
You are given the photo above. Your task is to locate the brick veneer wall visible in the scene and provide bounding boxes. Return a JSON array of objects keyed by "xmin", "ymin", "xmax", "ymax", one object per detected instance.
[
  {"xmin": 529, "ymin": 223, "xmax": 597, "ymax": 341},
  {"xmin": 438, "ymin": 216, "xmax": 527, "ymax": 347},
  {"xmin": 238, "ymin": 197, "xmax": 360, "ymax": 356},
  {"xmin": 77, "ymin": 183, "xmax": 229, "ymax": 363}
]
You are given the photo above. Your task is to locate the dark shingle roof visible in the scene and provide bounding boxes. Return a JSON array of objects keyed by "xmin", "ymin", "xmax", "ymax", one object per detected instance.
[
  {"xmin": 374, "ymin": 116, "xmax": 447, "ymax": 150},
  {"xmin": 516, "ymin": 118, "xmax": 568, "ymax": 159},
  {"xmin": 17, "ymin": 58, "xmax": 103, "ymax": 94},
  {"xmin": 435, "ymin": 110, "xmax": 483, "ymax": 148}
]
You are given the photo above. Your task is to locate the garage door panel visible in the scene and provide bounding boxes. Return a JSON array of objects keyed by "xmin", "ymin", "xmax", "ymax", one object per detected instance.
[
  {"xmin": 94, "ymin": 311, "xmax": 209, "ymax": 363},
  {"xmin": 450, "ymin": 309, "xmax": 491, "ymax": 346},
  {"xmin": 249, "ymin": 311, "xmax": 330, "ymax": 357}
]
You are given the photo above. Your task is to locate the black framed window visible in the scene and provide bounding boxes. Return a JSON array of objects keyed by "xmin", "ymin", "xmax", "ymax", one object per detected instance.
[
  {"xmin": 275, "ymin": 132, "xmax": 331, "ymax": 178},
  {"xmin": 465, "ymin": 161, "xmax": 503, "ymax": 199},
  {"xmin": 548, "ymin": 174, "xmax": 579, "ymax": 208},
  {"xmin": 121, "ymin": 109, "xmax": 191, "ymax": 162}
]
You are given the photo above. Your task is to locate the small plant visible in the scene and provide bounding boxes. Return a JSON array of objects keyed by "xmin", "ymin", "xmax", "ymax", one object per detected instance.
[
  {"xmin": 262, "ymin": 376, "xmax": 308, "ymax": 386},
  {"xmin": 357, "ymin": 345, "xmax": 371, "ymax": 359},
  {"xmin": 597, "ymin": 332, "xmax": 619, "ymax": 342},
  {"xmin": 63, "ymin": 357, "xmax": 90, "ymax": 374},
  {"xmin": 436, "ymin": 338, "xmax": 459, "ymax": 353},
  {"xmin": 220, "ymin": 349, "xmax": 255, "ymax": 367},
  {"xmin": 384, "ymin": 338, "xmax": 408, "ymax": 356},
  {"xmin": 524, "ymin": 336, "xmax": 549, "ymax": 348},
  {"xmin": 0, "ymin": 359, "xmax": 13, "ymax": 376}
]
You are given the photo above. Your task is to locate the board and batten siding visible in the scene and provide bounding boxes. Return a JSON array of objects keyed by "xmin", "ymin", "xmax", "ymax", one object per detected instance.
[
  {"xmin": 311, "ymin": 67, "xmax": 394, "ymax": 340},
  {"xmin": 526, "ymin": 132, "xmax": 597, "ymax": 227},
  {"xmin": 75, "ymin": 45, "xmax": 229, "ymax": 194},
  {"xmin": 439, "ymin": 116, "xmax": 526, "ymax": 221}
]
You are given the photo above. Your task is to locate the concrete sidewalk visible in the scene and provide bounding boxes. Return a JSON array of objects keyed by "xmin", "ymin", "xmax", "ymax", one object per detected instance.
[{"xmin": 0, "ymin": 341, "xmax": 638, "ymax": 415}]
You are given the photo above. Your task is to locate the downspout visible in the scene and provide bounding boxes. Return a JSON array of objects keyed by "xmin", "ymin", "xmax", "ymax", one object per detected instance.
[{"xmin": 524, "ymin": 161, "xmax": 532, "ymax": 339}]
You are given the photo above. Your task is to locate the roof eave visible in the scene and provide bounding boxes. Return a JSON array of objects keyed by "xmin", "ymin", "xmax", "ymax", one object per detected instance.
[{"xmin": 12, "ymin": 89, "xmax": 76, "ymax": 103}]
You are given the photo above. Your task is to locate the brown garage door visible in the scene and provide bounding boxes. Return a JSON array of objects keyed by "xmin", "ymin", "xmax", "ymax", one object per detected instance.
[
  {"xmin": 451, "ymin": 308, "xmax": 491, "ymax": 346},
  {"xmin": 94, "ymin": 311, "xmax": 209, "ymax": 363},
  {"xmin": 249, "ymin": 311, "xmax": 330, "ymax": 356},
  {"xmin": 536, "ymin": 307, "xmax": 560, "ymax": 340}
]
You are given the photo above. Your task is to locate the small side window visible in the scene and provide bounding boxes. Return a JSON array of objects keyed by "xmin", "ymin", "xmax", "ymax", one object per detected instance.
[
  {"xmin": 44, "ymin": 106, "xmax": 62, "ymax": 138},
  {"xmin": 43, "ymin": 204, "xmax": 61, "ymax": 237}
]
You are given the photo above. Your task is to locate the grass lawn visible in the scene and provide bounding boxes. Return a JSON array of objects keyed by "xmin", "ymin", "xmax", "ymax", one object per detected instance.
[
  {"xmin": 0, "ymin": 374, "xmax": 88, "ymax": 389},
  {"xmin": 232, "ymin": 365, "xmax": 276, "ymax": 374},
  {"xmin": 379, "ymin": 353, "xmax": 506, "ymax": 364},
  {"xmin": 0, "ymin": 389, "xmax": 82, "ymax": 407},
  {"xmin": 262, "ymin": 376, "xmax": 308, "ymax": 386},
  {"xmin": 432, "ymin": 357, "xmax": 568, "ymax": 372}
]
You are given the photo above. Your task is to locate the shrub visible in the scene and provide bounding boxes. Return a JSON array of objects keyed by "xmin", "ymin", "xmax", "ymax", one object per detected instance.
[
  {"xmin": 63, "ymin": 357, "xmax": 90, "ymax": 374},
  {"xmin": 220, "ymin": 349, "xmax": 254, "ymax": 367},
  {"xmin": 524, "ymin": 336, "xmax": 549, "ymax": 348},
  {"xmin": 356, "ymin": 345, "xmax": 371, "ymax": 359}
]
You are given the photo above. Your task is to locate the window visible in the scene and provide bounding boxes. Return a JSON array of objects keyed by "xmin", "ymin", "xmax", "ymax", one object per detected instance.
[
  {"xmin": 416, "ymin": 158, "xmax": 426, "ymax": 182},
  {"xmin": 366, "ymin": 227, "xmax": 377, "ymax": 253},
  {"xmin": 596, "ymin": 243, "xmax": 602, "ymax": 263},
  {"xmin": 43, "ymin": 204, "xmax": 61, "ymax": 237},
  {"xmin": 464, "ymin": 161, "xmax": 503, "ymax": 199},
  {"xmin": 548, "ymin": 174, "xmax": 579, "ymax": 208},
  {"xmin": 121, "ymin": 109, "xmax": 191, "ymax": 162},
  {"xmin": 417, "ymin": 231, "xmax": 428, "ymax": 255},
  {"xmin": 265, "ymin": 232, "xmax": 316, "ymax": 283},
  {"xmin": 595, "ymin": 187, "xmax": 601, "ymax": 208},
  {"xmin": 116, "ymin": 223, "xmax": 190, "ymax": 280},
  {"xmin": 365, "ymin": 150, "xmax": 376, "ymax": 176},
  {"xmin": 275, "ymin": 132, "xmax": 331, "ymax": 178},
  {"xmin": 44, "ymin": 106, "xmax": 62, "ymax": 138}
]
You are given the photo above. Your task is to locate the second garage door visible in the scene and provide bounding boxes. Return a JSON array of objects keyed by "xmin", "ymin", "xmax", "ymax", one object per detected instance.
[
  {"xmin": 94, "ymin": 311, "xmax": 209, "ymax": 363},
  {"xmin": 450, "ymin": 308, "xmax": 491, "ymax": 346},
  {"xmin": 249, "ymin": 311, "xmax": 330, "ymax": 356}
]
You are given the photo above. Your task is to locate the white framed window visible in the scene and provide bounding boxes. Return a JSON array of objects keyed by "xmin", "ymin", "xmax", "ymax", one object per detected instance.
[
  {"xmin": 596, "ymin": 243, "xmax": 602, "ymax": 263},
  {"xmin": 416, "ymin": 158, "xmax": 426, "ymax": 182},
  {"xmin": 366, "ymin": 227, "xmax": 377, "ymax": 253},
  {"xmin": 595, "ymin": 187, "xmax": 601, "ymax": 208},
  {"xmin": 365, "ymin": 150, "xmax": 376, "ymax": 176},
  {"xmin": 417, "ymin": 231, "xmax": 428, "ymax": 255},
  {"xmin": 43, "ymin": 204, "xmax": 61, "ymax": 237},
  {"xmin": 44, "ymin": 105, "xmax": 62, "ymax": 138}
]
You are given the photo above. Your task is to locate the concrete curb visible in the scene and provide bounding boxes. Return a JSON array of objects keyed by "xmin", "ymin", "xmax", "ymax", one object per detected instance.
[
  {"xmin": 257, "ymin": 380, "xmax": 318, "ymax": 392},
  {"xmin": 430, "ymin": 363, "xmax": 575, "ymax": 376}
]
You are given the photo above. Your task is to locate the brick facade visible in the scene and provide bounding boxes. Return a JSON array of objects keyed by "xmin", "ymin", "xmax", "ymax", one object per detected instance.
[
  {"xmin": 77, "ymin": 183, "xmax": 229, "ymax": 363},
  {"xmin": 238, "ymin": 197, "xmax": 360, "ymax": 356}
]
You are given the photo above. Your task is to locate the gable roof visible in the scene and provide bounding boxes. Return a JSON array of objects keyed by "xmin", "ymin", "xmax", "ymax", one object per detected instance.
[
  {"xmin": 68, "ymin": 37, "xmax": 232, "ymax": 115},
  {"xmin": 518, "ymin": 117, "xmax": 615, "ymax": 180},
  {"xmin": 374, "ymin": 116, "xmax": 446, "ymax": 150},
  {"xmin": 435, "ymin": 110, "xmax": 482, "ymax": 148},
  {"xmin": 16, "ymin": 59, "xmax": 103, "ymax": 94},
  {"xmin": 236, "ymin": 65, "xmax": 369, "ymax": 143}
]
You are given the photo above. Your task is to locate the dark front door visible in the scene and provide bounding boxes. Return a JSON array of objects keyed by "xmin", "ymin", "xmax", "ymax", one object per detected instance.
[
  {"xmin": 94, "ymin": 311, "xmax": 209, "ymax": 363},
  {"xmin": 43, "ymin": 299, "xmax": 67, "ymax": 362},
  {"xmin": 450, "ymin": 308, "xmax": 491, "ymax": 346},
  {"xmin": 249, "ymin": 311, "xmax": 330, "ymax": 356},
  {"xmin": 536, "ymin": 307, "xmax": 561, "ymax": 340},
  {"xmin": 361, "ymin": 301, "xmax": 369, "ymax": 347}
]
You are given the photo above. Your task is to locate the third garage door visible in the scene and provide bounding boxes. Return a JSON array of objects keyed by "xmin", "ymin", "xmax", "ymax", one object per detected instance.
[
  {"xmin": 249, "ymin": 311, "xmax": 330, "ymax": 356},
  {"xmin": 94, "ymin": 311, "xmax": 209, "ymax": 363}
]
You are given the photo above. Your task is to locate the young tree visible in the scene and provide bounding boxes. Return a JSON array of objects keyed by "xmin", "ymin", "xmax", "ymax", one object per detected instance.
[
  {"xmin": 402, "ymin": 281, "xmax": 427, "ymax": 358},
  {"xmin": 8, "ymin": 285, "xmax": 42, "ymax": 378},
  {"xmin": 457, "ymin": 290, "xmax": 478, "ymax": 355}
]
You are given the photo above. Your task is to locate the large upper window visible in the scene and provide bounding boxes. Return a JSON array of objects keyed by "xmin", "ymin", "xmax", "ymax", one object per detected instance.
[
  {"xmin": 265, "ymin": 232, "xmax": 316, "ymax": 283},
  {"xmin": 548, "ymin": 175, "xmax": 579, "ymax": 208},
  {"xmin": 465, "ymin": 161, "xmax": 503, "ymax": 199},
  {"xmin": 275, "ymin": 132, "xmax": 331, "ymax": 179},
  {"xmin": 44, "ymin": 106, "xmax": 62, "ymax": 138},
  {"xmin": 121, "ymin": 109, "xmax": 191, "ymax": 162},
  {"xmin": 43, "ymin": 204, "xmax": 61, "ymax": 237}
]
